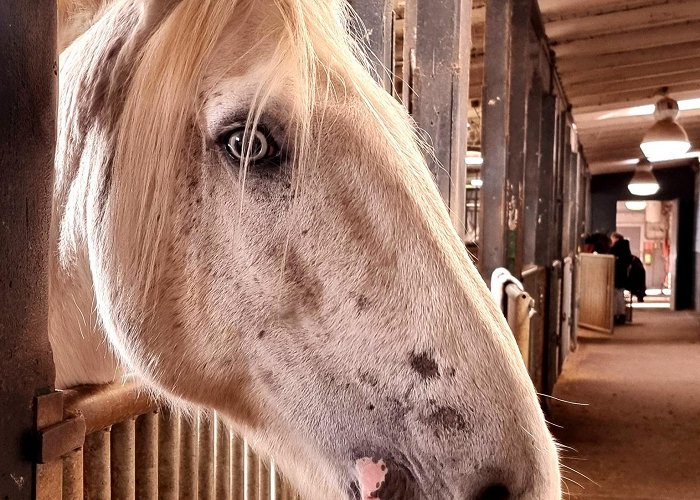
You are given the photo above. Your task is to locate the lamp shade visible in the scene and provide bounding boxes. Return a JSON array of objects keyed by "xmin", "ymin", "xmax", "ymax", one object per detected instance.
[
  {"xmin": 640, "ymin": 119, "xmax": 690, "ymax": 160},
  {"xmin": 628, "ymin": 160, "xmax": 659, "ymax": 196},
  {"xmin": 640, "ymin": 96, "xmax": 691, "ymax": 160},
  {"xmin": 465, "ymin": 150, "xmax": 483, "ymax": 166}
]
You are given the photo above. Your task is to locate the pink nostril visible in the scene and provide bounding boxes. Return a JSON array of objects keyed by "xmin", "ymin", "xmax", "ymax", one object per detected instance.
[{"xmin": 476, "ymin": 483, "xmax": 511, "ymax": 500}]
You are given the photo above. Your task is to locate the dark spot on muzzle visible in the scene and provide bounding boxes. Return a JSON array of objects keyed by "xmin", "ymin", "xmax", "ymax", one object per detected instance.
[
  {"xmin": 424, "ymin": 405, "xmax": 469, "ymax": 438},
  {"xmin": 410, "ymin": 351, "xmax": 439, "ymax": 380}
]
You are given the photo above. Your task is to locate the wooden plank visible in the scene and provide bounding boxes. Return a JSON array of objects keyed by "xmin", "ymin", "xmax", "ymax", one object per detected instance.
[
  {"xmin": 480, "ymin": 0, "xmax": 532, "ymax": 277},
  {"xmin": 63, "ymin": 381, "xmax": 157, "ymax": 435},
  {"xmin": 556, "ymin": 40, "xmax": 700, "ymax": 74},
  {"xmin": 523, "ymin": 76, "xmax": 544, "ymax": 266},
  {"xmin": 111, "ymin": 419, "xmax": 136, "ymax": 500},
  {"xmin": 197, "ymin": 414, "xmax": 214, "ymax": 500},
  {"xmin": 534, "ymin": 95, "xmax": 558, "ymax": 267},
  {"xmin": 62, "ymin": 449, "xmax": 84, "ymax": 500},
  {"xmin": 566, "ymin": 69, "xmax": 700, "ymax": 99},
  {"xmin": 158, "ymin": 409, "xmax": 180, "ymax": 500},
  {"xmin": 84, "ymin": 430, "xmax": 111, "ymax": 500},
  {"xmin": 561, "ymin": 55, "xmax": 700, "ymax": 87},
  {"xmin": 578, "ymin": 254, "xmax": 615, "ymax": 333},
  {"xmin": 540, "ymin": 0, "xmax": 666, "ymax": 19},
  {"xmin": 179, "ymin": 416, "xmax": 199, "ymax": 499},
  {"xmin": 135, "ymin": 412, "xmax": 158, "ymax": 500},
  {"xmin": 0, "ymin": 1, "xmax": 57, "ymax": 497},
  {"xmin": 403, "ymin": 0, "xmax": 472, "ymax": 237},
  {"xmin": 348, "ymin": 0, "xmax": 394, "ymax": 91},
  {"xmin": 551, "ymin": 20, "xmax": 700, "ymax": 58},
  {"xmin": 546, "ymin": 0, "xmax": 700, "ymax": 41},
  {"xmin": 569, "ymin": 81, "xmax": 700, "ymax": 110},
  {"xmin": 215, "ymin": 417, "xmax": 231, "ymax": 500}
]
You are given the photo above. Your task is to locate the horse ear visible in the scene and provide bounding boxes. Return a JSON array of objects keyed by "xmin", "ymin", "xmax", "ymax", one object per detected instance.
[
  {"xmin": 59, "ymin": 0, "xmax": 181, "ymax": 51},
  {"xmin": 58, "ymin": 0, "xmax": 108, "ymax": 50}
]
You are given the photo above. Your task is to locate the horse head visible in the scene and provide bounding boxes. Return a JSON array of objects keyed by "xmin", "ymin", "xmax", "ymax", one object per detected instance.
[{"xmin": 53, "ymin": 0, "xmax": 561, "ymax": 498}]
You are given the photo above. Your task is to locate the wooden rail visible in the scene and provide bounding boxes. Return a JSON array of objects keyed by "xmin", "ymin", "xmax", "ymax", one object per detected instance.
[{"xmin": 35, "ymin": 381, "xmax": 301, "ymax": 499}]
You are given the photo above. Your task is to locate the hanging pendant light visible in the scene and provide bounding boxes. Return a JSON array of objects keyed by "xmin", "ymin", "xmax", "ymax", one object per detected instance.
[
  {"xmin": 465, "ymin": 149, "xmax": 484, "ymax": 166},
  {"xmin": 640, "ymin": 95, "xmax": 691, "ymax": 161},
  {"xmin": 627, "ymin": 158, "xmax": 660, "ymax": 196}
]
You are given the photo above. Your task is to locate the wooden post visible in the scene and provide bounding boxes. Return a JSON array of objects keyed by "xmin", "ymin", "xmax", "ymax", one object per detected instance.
[
  {"xmin": 111, "ymin": 419, "xmax": 136, "ymax": 500},
  {"xmin": 231, "ymin": 434, "xmax": 245, "ymax": 500},
  {"xmin": 84, "ymin": 430, "xmax": 111, "ymax": 499},
  {"xmin": 215, "ymin": 417, "xmax": 231, "ymax": 500},
  {"xmin": 403, "ymin": 0, "xmax": 472, "ymax": 236},
  {"xmin": 179, "ymin": 415, "xmax": 199, "ymax": 499},
  {"xmin": 197, "ymin": 414, "xmax": 214, "ymax": 500},
  {"xmin": 158, "ymin": 409, "xmax": 180, "ymax": 500},
  {"xmin": 0, "ymin": 1, "xmax": 57, "ymax": 497},
  {"xmin": 534, "ymin": 94, "xmax": 557, "ymax": 267},
  {"xmin": 348, "ymin": 0, "xmax": 394, "ymax": 91},
  {"xmin": 480, "ymin": 0, "xmax": 533, "ymax": 278},
  {"xmin": 523, "ymin": 74, "xmax": 544, "ymax": 265},
  {"xmin": 134, "ymin": 412, "xmax": 158, "ymax": 499}
]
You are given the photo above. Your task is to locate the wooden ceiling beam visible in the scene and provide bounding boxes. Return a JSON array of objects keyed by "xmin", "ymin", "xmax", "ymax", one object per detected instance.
[
  {"xmin": 568, "ymin": 82, "xmax": 700, "ymax": 108},
  {"xmin": 546, "ymin": 0, "xmax": 700, "ymax": 42},
  {"xmin": 581, "ymin": 131, "xmax": 700, "ymax": 152},
  {"xmin": 551, "ymin": 21, "xmax": 700, "ymax": 58},
  {"xmin": 560, "ymin": 55, "xmax": 700, "ymax": 86},
  {"xmin": 556, "ymin": 40, "xmax": 700, "ymax": 74},
  {"xmin": 572, "ymin": 88, "xmax": 700, "ymax": 115},
  {"xmin": 566, "ymin": 69, "xmax": 700, "ymax": 99},
  {"xmin": 576, "ymin": 110, "xmax": 700, "ymax": 134},
  {"xmin": 539, "ymin": 0, "xmax": 664, "ymax": 20}
]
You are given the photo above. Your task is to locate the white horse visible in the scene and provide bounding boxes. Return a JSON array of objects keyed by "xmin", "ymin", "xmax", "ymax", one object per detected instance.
[{"xmin": 51, "ymin": 0, "xmax": 561, "ymax": 498}]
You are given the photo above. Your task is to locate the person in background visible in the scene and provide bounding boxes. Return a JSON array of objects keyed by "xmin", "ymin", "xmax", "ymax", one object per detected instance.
[
  {"xmin": 610, "ymin": 232, "xmax": 632, "ymax": 325},
  {"xmin": 583, "ymin": 232, "xmax": 612, "ymax": 254}
]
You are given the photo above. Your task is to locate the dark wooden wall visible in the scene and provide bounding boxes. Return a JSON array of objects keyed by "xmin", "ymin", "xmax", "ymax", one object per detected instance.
[{"xmin": 0, "ymin": 1, "xmax": 57, "ymax": 497}]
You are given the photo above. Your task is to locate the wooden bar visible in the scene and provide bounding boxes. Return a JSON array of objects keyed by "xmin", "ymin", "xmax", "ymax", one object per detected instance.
[
  {"xmin": 63, "ymin": 448, "xmax": 84, "ymax": 500},
  {"xmin": 84, "ymin": 429, "xmax": 111, "ymax": 500},
  {"xmin": 534, "ymin": 95, "xmax": 557, "ymax": 267},
  {"xmin": 403, "ymin": 0, "xmax": 472, "ymax": 236},
  {"xmin": 215, "ymin": 417, "xmax": 231, "ymax": 500},
  {"xmin": 348, "ymin": 0, "xmax": 394, "ymax": 91},
  {"xmin": 0, "ymin": 2, "xmax": 57, "ymax": 497},
  {"xmin": 135, "ymin": 413, "xmax": 158, "ymax": 500},
  {"xmin": 245, "ymin": 443, "xmax": 259, "ymax": 500},
  {"xmin": 63, "ymin": 381, "xmax": 157, "ymax": 435},
  {"xmin": 480, "ymin": 0, "xmax": 532, "ymax": 278},
  {"xmin": 258, "ymin": 458, "xmax": 271, "ymax": 500},
  {"xmin": 523, "ymin": 75, "xmax": 544, "ymax": 266},
  {"xmin": 111, "ymin": 419, "xmax": 136, "ymax": 500},
  {"xmin": 198, "ymin": 414, "xmax": 215, "ymax": 500},
  {"xmin": 158, "ymin": 408, "xmax": 180, "ymax": 499},
  {"xmin": 179, "ymin": 415, "xmax": 199, "ymax": 499},
  {"xmin": 231, "ymin": 434, "xmax": 245, "ymax": 500}
]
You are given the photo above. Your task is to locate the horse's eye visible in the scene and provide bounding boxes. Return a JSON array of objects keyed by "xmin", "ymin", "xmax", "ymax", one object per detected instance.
[{"xmin": 223, "ymin": 126, "xmax": 278, "ymax": 163}]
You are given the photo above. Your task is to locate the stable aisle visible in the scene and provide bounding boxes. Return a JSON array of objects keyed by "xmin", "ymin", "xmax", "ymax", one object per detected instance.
[{"xmin": 550, "ymin": 309, "xmax": 700, "ymax": 499}]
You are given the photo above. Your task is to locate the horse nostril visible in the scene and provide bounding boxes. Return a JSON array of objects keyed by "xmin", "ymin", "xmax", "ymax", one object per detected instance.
[{"xmin": 476, "ymin": 483, "xmax": 511, "ymax": 500}]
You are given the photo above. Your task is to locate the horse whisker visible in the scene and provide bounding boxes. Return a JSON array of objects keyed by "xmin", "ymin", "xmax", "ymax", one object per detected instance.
[
  {"xmin": 560, "ymin": 463, "xmax": 600, "ymax": 487},
  {"xmin": 537, "ymin": 393, "xmax": 589, "ymax": 406}
]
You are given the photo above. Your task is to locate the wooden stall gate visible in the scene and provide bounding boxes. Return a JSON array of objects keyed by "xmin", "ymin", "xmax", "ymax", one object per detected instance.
[
  {"xmin": 34, "ymin": 381, "xmax": 300, "ymax": 500},
  {"xmin": 578, "ymin": 253, "xmax": 615, "ymax": 334}
]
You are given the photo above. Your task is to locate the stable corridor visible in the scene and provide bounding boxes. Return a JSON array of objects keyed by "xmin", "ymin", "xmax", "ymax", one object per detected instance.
[{"xmin": 550, "ymin": 310, "xmax": 700, "ymax": 499}]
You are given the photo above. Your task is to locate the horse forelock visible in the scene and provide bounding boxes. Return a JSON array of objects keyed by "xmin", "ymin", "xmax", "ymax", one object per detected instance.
[{"xmin": 104, "ymin": 0, "xmax": 432, "ymax": 318}]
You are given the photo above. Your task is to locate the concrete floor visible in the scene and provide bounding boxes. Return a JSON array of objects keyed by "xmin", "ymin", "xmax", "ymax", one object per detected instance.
[{"xmin": 550, "ymin": 309, "xmax": 700, "ymax": 499}]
